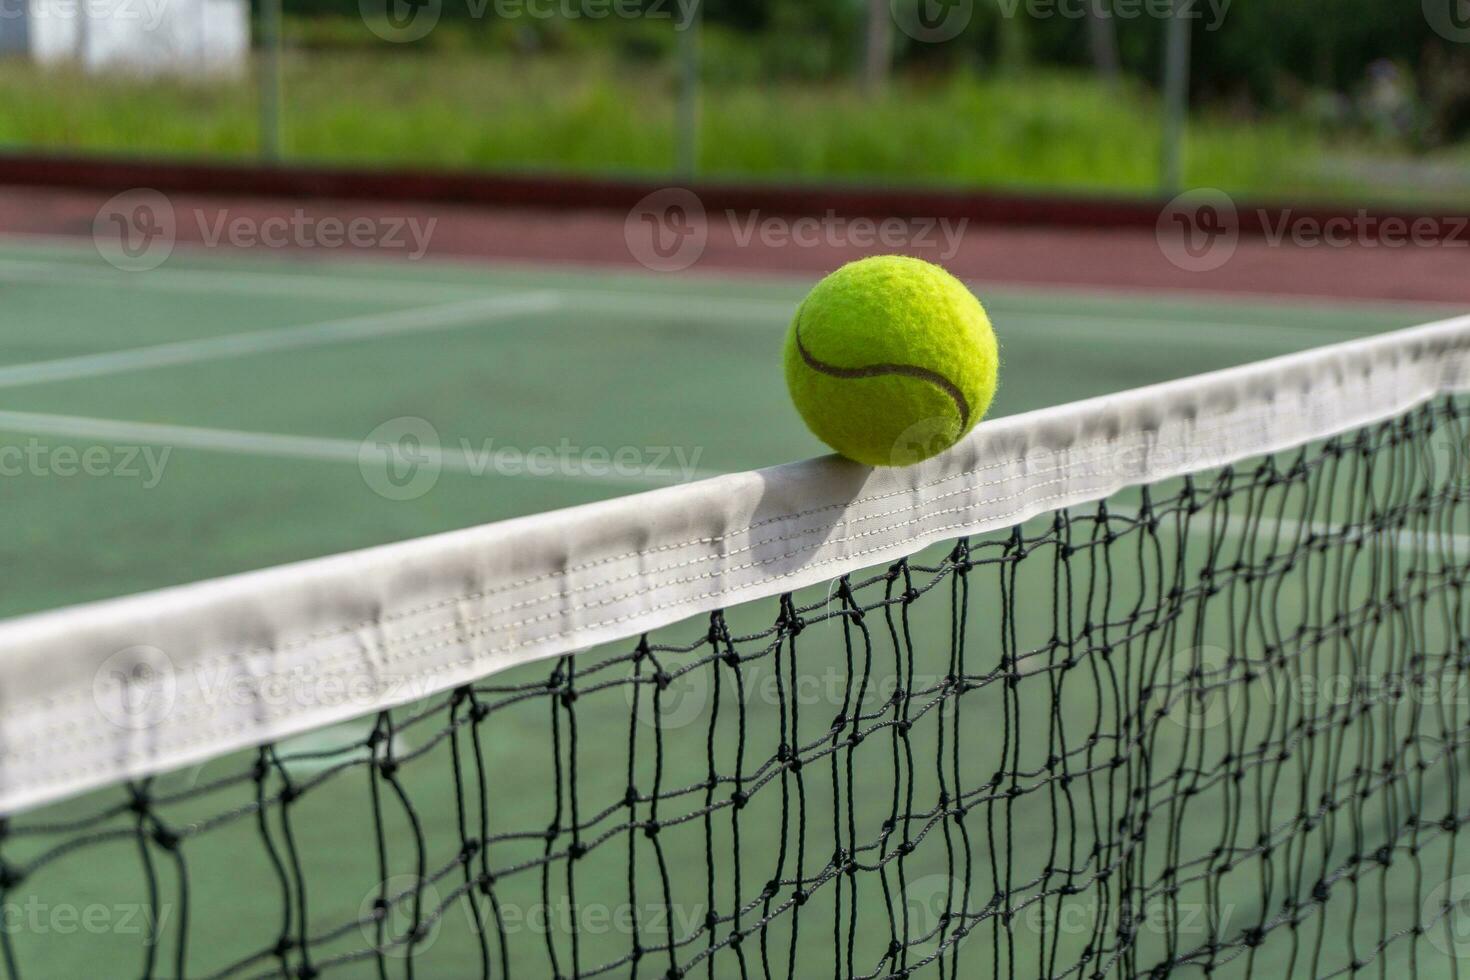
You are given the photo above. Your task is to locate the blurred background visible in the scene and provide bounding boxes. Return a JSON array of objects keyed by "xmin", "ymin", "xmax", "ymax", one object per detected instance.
[
  {"xmin": 5, "ymin": 10, "xmax": 1470, "ymax": 975},
  {"xmin": 2, "ymin": 0, "xmax": 1468, "ymax": 204}
]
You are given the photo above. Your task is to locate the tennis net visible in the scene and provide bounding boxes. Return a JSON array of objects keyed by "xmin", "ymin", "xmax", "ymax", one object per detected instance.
[{"xmin": 1, "ymin": 317, "xmax": 1469, "ymax": 978}]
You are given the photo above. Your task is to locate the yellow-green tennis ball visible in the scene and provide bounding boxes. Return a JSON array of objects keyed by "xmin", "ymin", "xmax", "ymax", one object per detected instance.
[{"xmin": 784, "ymin": 255, "xmax": 998, "ymax": 467}]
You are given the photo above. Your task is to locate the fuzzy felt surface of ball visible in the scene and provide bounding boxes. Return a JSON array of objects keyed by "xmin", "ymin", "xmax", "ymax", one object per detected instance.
[{"xmin": 784, "ymin": 255, "xmax": 999, "ymax": 467}]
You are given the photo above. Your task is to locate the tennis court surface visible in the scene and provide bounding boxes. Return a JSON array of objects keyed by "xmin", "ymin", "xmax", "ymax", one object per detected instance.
[{"xmin": 1, "ymin": 236, "xmax": 1469, "ymax": 978}]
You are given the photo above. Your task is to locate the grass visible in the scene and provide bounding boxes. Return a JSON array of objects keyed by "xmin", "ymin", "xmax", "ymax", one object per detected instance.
[{"xmin": 0, "ymin": 47, "xmax": 1432, "ymax": 203}]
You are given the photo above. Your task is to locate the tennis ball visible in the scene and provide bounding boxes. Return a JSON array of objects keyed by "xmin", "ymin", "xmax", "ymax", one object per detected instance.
[{"xmin": 784, "ymin": 255, "xmax": 998, "ymax": 467}]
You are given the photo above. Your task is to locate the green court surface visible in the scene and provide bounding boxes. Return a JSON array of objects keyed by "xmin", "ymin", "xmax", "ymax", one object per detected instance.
[
  {"xmin": 1, "ymin": 237, "xmax": 1466, "ymax": 979},
  {"xmin": 0, "ymin": 236, "xmax": 1454, "ymax": 622}
]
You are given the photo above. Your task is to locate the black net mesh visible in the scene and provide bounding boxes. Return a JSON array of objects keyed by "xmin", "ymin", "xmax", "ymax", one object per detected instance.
[{"xmin": 2, "ymin": 397, "xmax": 1469, "ymax": 979}]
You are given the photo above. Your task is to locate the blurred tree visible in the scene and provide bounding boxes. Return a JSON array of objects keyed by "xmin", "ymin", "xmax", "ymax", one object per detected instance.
[
  {"xmin": 1421, "ymin": 44, "xmax": 1470, "ymax": 147},
  {"xmin": 1085, "ymin": 0, "xmax": 1119, "ymax": 86},
  {"xmin": 269, "ymin": 0, "xmax": 1470, "ymax": 149},
  {"xmin": 863, "ymin": 0, "xmax": 891, "ymax": 91}
]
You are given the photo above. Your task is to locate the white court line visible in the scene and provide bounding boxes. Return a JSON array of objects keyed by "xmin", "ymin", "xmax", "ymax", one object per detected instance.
[
  {"xmin": 8, "ymin": 235, "xmax": 1465, "ymax": 316},
  {"xmin": 993, "ymin": 313, "xmax": 1374, "ymax": 346},
  {"xmin": 556, "ymin": 288, "xmax": 1384, "ymax": 343},
  {"xmin": 0, "ymin": 292, "xmax": 561, "ymax": 390},
  {"xmin": 0, "ymin": 258, "xmax": 493, "ymax": 304},
  {"xmin": 0, "ymin": 254, "xmax": 1402, "ymax": 342},
  {"xmin": 0, "ymin": 411, "xmax": 717, "ymax": 487}
]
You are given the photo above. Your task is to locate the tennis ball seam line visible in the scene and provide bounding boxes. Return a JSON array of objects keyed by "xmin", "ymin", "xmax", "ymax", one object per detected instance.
[{"xmin": 793, "ymin": 313, "xmax": 972, "ymax": 427}]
